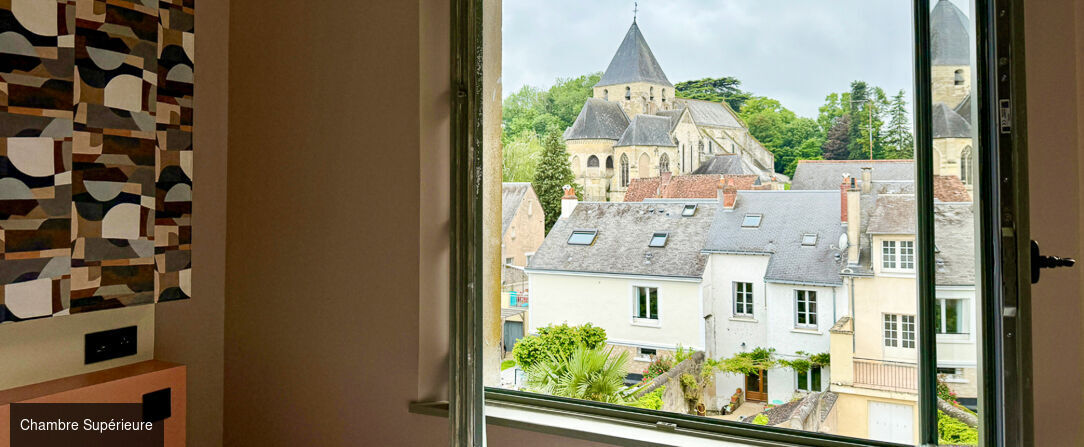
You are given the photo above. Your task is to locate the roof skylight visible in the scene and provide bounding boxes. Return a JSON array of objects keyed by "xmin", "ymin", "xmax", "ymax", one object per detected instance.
[
  {"xmin": 567, "ymin": 230, "xmax": 598, "ymax": 245},
  {"xmin": 741, "ymin": 214, "xmax": 762, "ymax": 228},
  {"xmin": 802, "ymin": 233, "xmax": 818, "ymax": 246},
  {"xmin": 681, "ymin": 204, "xmax": 697, "ymax": 217},
  {"xmin": 649, "ymin": 232, "xmax": 669, "ymax": 247}
]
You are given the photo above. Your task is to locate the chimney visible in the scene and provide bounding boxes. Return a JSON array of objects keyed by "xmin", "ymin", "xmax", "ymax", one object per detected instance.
[
  {"xmin": 560, "ymin": 185, "xmax": 578, "ymax": 219},
  {"xmin": 840, "ymin": 175, "xmax": 850, "ymax": 224},
  {"xmin": 657, "ymin": 172, "xmax": 672, "ymax": 197},
  {"xmin": 717, "ymin": 178, "xmax": 737, "ymax": 210},
  {"xmin": 860, "ymin": 166, "xmax": 872, "ymax": 193},
  {"xmin": 846, "ymin": 177, "xmax": 861, "ymax": 265}
]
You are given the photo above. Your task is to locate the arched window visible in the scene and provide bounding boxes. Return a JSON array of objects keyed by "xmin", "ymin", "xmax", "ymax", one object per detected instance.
[
  {"xmin": 625, "ymin": 86, "xmax": 631, "ymax": 100},
  {"xmin": 960, "ymin": 146, "xmax": 973, "ymax": 185},
  {"xmin": 709, "ymin": 140, "xmax": 713, "ymax": 153},
  {"xmin": 638, "ymin": 153, "xmax": 652, "ymax": 178},
  {"xmin": 954, "ymin": 69, "xmax": 965, "ymax": 86},
  {"xmin": 699, "ymin": 141, "xmax": 705, "ymax": 154},
  {"xmin": 659, "ymin": 153, "xmax": 670, "ymax": 173},
  {"xmin": 661, "ymin": 89, "xmax": 666, "ymax": 103},
  {"xmin": 649, "ymin": 86, "xmax": 654, "ymax": 101},
  {"xmin": 570, "ymin": 155, "xmax": 581, "ymax": 176},
  {"xmin": 620, "ymin": 154, "xmax": 629, "ymax": 187},
  {"xmin": 587, "ymin": 155, "xmax": 599, "ymax": 168},
  {"xmin": 605, "ymin": 156, "xmax": 613, "ymax": 170},
  {"xmin": 603, "ymin": 89, "xmax": 608, "ymax": 101}
]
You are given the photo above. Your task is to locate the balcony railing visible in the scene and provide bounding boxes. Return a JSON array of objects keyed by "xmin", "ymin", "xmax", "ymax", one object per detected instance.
[{"xmin": 853, "ymin": 358, "xmax": 917, "ymax": 393}]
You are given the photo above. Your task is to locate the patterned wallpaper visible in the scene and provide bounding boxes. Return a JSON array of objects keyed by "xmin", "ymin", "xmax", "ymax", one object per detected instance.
[{"xmin": 0, "ymin": 0, "xmax": 194, "ymax": 323}]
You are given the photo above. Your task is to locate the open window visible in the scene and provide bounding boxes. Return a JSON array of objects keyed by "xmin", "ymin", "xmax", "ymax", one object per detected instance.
[{"xmin": 444, "ymin": 0, "xmax": 1034, "ymax": 445}]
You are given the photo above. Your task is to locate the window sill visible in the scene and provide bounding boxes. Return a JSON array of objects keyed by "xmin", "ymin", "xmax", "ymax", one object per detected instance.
[
  {"xmin": 791, "ymin": 327, "xmax": 821, "ymax": 335},
  {"xmin": 631, "ymin": 318, "xmax": 661, "ymax": 328},
  {"xmin": 729, "ymin": 316, "xmax": 758, "ymax": 323}
]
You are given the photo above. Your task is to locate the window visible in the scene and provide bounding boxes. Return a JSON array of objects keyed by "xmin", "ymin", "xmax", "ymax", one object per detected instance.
[
  {"xmin": 659, "ymin": 153, "xmax": 669, "ymax": 173},
  {"xmin": 795, "ymin": 290, "xmax": 817, "ymax": 328},
  {"xmin": 935, "ymin": 298, "xmax": 966, "ymax": 333},
  {"xmin": 605, "ymin": 155, "xmax": 613, "ymax": 170},
  {"xmin": 634, "ymin": 286, "xmax": 658, "ymax": 321},
  {"xmin": 567, "ymin": 230, "xmax": 597, "ymax": 245},
  {"xmin": 603, "ymin": 89, "xmax": 608, "ymax": 100},
  {"xmin": 661, "ymin": 88, "xmax": 666, "ymax": 102},
  {"xmin": 801, "ymin": 233, "xmax": 818, "ymax": 246},
  {"xmin": 698, "ymin": 141, "xmax": 704, "ymax": 154},
  {"xmin": 649, "ymin": 86, "xmax": 654, "ymax": 101},
  {"xmin": 648, "ymin": 232, "xmax": 668, "ymax": 247},
  {"xmin": 625, "ymin": 86, "xmax": 631, "ymax": 100},
  {"xmin": 742, "ymin": 214, "xmax": 762, "ymax": 228},
  {"xmin": 504, "ymin": 257, "xmax": 514, "ymax": 266},
  {"xmin": 797, "ymin": 366, "xmax": 822, "ymax": 392},
  {"xmin": 587, "ymin": 155, "xmax": 599, "ymax": 168},
  {"xmin": 960, "ymin": 146, "xmax": 973, "ymax": 185},
  {"xmin": 954, "ymin": 68, "xmax": 964, "ymax": 85},
  {"xmin": 619, "ymin": 154, "xmax": 629, "ymax": 187},
  {"xmin": 937, "ymin": 367, "xmax": 965, "ymax": 382},
  {"xmin": 734, "ymin": 282, "xmax": 753, "ymax": 317},
  {"xmin": 681, "ymin": 204, "xmax": 697, "ymax": 217},
  {"xmin": 525, "ymin": 253, "xmax": 533, "ymax": 265},
  {"xmin": 637, "ymin": 347, "xmax": 657, "ymax": 360},
  {"xmin": 885, "ymin": 314, "xmax": 916, "ymax": 348},
  {"xmin": 882, "ymin": 240, "xmax": 915, "ymax": 271}
]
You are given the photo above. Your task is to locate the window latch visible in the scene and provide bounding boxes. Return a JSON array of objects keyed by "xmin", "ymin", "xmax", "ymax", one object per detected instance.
[
  {"xmin": 655, "ymin": 421, "xmax": 677, "ymax": 432},
  {"xmin": 1031, "ymin": 240, "xmax": 1076, "ymax": 284}
]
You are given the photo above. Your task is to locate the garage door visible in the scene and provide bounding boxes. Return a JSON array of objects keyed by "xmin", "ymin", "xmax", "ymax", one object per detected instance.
[{"xmin": 868, "ymin": 401, "xmax": 913, "ymax": 444}]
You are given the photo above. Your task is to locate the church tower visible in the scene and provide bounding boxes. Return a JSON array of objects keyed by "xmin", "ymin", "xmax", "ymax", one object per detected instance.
[
  {"xmin": 593, "ymin": 20, "xmax": 673, "ymax": 116},
  {"xmin": 930, "ymin": 0, "xmax": 971, "ymax": 108}
]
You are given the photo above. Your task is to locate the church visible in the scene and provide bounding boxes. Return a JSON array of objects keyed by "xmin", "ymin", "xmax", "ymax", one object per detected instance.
[{"xmin": 563, "ymin": 19, "xmax": 782, "ymax": 202}]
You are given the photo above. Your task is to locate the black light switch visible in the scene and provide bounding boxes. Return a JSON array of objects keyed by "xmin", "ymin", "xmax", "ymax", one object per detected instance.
[
  {"xmin": 142, "ymin": 388, "xmax": 172, "ymax": 423},
  {"xmin": 84, "ymin": 325, "xmax": 137, "ymax": 364}
]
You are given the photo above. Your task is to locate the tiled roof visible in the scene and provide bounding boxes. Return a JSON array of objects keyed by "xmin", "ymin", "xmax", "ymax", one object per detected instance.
[
  {"xmin": 528, "ymin": 202, "xmax": 717, "ymax": 278},
  {"xmin": 502, "ymin": 182, "xmax": 532, "ymax": 235},
  {"xmin": 624, "ymin": 174, "xmax": 761, "ymax": 202},
  {"xmin": 933, "ymin": 175, "xmax": 971, "ymax": 202},
  {"xmin": 615, "ymin": 114, "xmax": 676, "ymax": 147},
  {"xmin": 933, "ymin": 102, "xmax": 971, "ymax": 138},
  {"xmin": 692, "ymin": 154, "xmax": 746, "ymax": 175},
  {"xmin": 673, "ymin": 98, "xmax": 744, "ymax": 128},
  {"xmin": 791, "ymin": 160, "xmax": 915, "ymax": 190},
  {"xmin": 564, "ymin": 98, "xmax": 630, "ymax": 141}
]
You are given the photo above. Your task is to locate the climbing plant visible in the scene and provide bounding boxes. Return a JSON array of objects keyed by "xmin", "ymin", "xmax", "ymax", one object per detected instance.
[{"xmin": 777, "ymin": 351, "xmax": 830, "ymax": 373}]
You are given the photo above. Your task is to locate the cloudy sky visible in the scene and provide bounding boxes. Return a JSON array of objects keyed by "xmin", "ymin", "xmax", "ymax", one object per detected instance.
[{"xmin": 502, "ymin": 0, "xmax": 970, "ymax": 118}]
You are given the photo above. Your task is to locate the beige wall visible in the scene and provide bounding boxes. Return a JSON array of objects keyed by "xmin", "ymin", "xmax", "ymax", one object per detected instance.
[
  {"xmin": 1026, "ymin": 0, "xmax": 1084, "ymax": 445},
  {"xmin": 502, "ymin": 189, "xmax": 544, "ymax": 269},
  {"xmin": 566, "ymin": 139, "xmax": 616, "ymax": 201},
  {"xmin": 931, "ymin": 65, "xmax": 970, "ymax": 107},
  {"xmin": 593, "ymin": 81, "xmax": 673, "ymax": 116},
  {"xmin": 831, "ymin": 391, "xmax": 918, "ymax": 442}
]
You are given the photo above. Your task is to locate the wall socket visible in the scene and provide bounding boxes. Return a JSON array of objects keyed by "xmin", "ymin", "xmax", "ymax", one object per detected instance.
[{"xmin": 85, "ymin": 326, "xmax": 137, "ymax": 364}]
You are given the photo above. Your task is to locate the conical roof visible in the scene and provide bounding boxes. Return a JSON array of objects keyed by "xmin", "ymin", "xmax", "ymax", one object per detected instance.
[
  {"xmin": 563, "ymin": 98, "xmax": 630, "ymax": 141},
  {"xmin": 932, "ymin": 102, "xmax": 971, "ymax": 138},
  {"xmin": 596, "ymin": 22, "xmax": 672, "ymax": 88},
  {"xmin": 931, "ymin": 0, "xmax": 970, "ymax": 65}
]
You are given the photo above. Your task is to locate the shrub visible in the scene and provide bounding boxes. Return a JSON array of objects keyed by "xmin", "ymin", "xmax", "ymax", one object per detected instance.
[
  {"xmin": 938, "ymin": 410, "xmax": 979, "ymax": 445},
  {"xmin": 500, "ymin": 359, "xmax": 516, "ymax": 371},
  {"xmin": 512, "ymin": 323, "xmax": 608, "ymax": 369},
  {"xmin": 642, "ymin": 356, "xmax": 674, "ymax": 382},
  {"xmin": 525, "ymin": 345, "xmax": 630, "ymax": 404},
  {"xmin": 752, "ymin": 414, "xmax": 769, "ymax": 425},
  {"xmin": 627, "ymin": 387, "xmax": 665, "ymax": 410}
]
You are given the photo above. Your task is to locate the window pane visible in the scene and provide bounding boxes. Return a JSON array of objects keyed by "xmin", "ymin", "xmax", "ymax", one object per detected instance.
[
  {"xmin": 797, "ymin": 370, "xmax": 809, "ymax": 391},
  {"xmin": 649, "ymin": 289, "xmax": 659, "ymax": 319},
  {"xmin": 811, "ymin": 367, "xmax": 822, "ymax": 392}
]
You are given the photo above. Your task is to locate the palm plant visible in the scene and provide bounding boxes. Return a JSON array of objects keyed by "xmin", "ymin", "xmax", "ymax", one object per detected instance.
[{"xmin": 525, "ymin": 345, "xmax": 632, "ymax": 404}]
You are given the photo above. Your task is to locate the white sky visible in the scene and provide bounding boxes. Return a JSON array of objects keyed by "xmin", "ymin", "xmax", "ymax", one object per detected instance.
[{"xmin": 502, "ymin": 0, "xmax": 971, "ymax": 118}]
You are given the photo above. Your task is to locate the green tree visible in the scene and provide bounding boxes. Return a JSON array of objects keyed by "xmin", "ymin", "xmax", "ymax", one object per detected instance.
[
  {"xmin": 532, "ymin": 131, "xmax": 582, "ymax": 233},
  {"xmin": 883, "ymin": 89, "xmax": 914, "ymax": 159},
  {"xmin": 738, "ymin": 97, "xmax": 825, "ymax": 177},
  {"xmin": 846, "ymin": 82, "xmax": 889, "ymax": 160},
  {"xmin": 525, "ymin": 345, "xmax": 631, "ymax": 404},
  {"xmin": 674, "ymin": 77, "xmax": 752, "ymax": 112},
  {"xmin": 544, "ymin": 73, "xmax": 602, "ymax": 130},
  {"xmin": 511, "ymin": 323, "xmax": 607, "ymax": 369},
  {"xmin": 817, "ymin": 92, "xmax": 851, "ymax": 134},
  {"xmin": 502, "ymin": 132, "xmax": 543, "ymax": 182},
  {"xmin": 821, "ymin": 114, "xmax": 852, "ymax": 160}
]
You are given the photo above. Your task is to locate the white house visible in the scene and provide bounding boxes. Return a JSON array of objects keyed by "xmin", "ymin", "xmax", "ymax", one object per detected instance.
[
  {"xmin": 702, "ymin": 188, "xmax": 849, "ymax": 407},
  {"xmin": 526, "ymin": 200, "xmax": 717, "ymax": 372}
]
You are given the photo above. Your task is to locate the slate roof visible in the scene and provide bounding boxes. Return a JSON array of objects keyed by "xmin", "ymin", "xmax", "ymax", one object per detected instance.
[
  {"xmin": 501, "ymin": 182, "xmax": 531, "ymax": 235},
  {"xmin": 703, "ymin": 191, "xmax": 845, "ymax": 286},
  {"xmin": 931, "ymin": 0, "xmax": 971, "ymax": 65},
  {"xmin": 564, "ymin": 98, "xmax": 630, "ymax": 141},
  {"xmin": 862, "ymin": 195, "xmax": 975, "ymax": 284},
  {"xmin": 933, "ymin": 102, "xmax": 971, "ymax": 138},
  {"xmin": 655, "ymin": 108, "xmax": 685, "ymax": 130},
  {"xmin": 527, "ymin": 202, "xmax": 716, "ymax": 279},
  {"xmin": 674, "ymin": 98, "xmax": 744, "ymax": 128},
  {"xmin": 615, "ymin": 114, "xmax": 676, "ymax": 147},
  {"xmin": 596, "ymin": 22, "xmax": 673, "ymax": 88},
  {"xmin": 953, "ymin": 94, "xmax": 971, "ymax": 122},
  {"xmin": 791, "ymin": 160, "xmax": 915, "ymax": 190},
  {"xmin": 624, "ymin": 174, "xmax": 762, "ymax": 202},
  {"xmin": 692, "ymin": 154, "xmax": 746, "ymax": 175}
]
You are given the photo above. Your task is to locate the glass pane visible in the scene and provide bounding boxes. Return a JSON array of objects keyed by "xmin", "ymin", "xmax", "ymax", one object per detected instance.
[{"xmin": 490, "ymin": 0, "xmax": 955, "ymax": 444}]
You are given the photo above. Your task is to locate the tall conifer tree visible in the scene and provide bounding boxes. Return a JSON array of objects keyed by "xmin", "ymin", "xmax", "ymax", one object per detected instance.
[{"xmin": 533, "ymin": 131, "xmax": 582, "ymax": 233}]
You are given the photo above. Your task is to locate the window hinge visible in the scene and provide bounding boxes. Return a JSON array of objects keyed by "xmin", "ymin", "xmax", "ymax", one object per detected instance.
[{"xmin": 655, "ymin": 421, "xmax": 677, "ymax": 432}]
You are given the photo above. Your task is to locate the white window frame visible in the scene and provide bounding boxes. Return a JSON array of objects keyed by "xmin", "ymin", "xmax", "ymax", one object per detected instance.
[
  {"xmin": 794, "ymin": 290, "xmax": 817, "ymax": 329},
  {"xmin": 884, "ymin": 314, "xmax": 899, "ymax": 347},
  {"xmin": 796, "ymin": 366, "xmax": 823, "ymax": 392},
  {"xmin": 636, "ymin": 347, "xmax": 657, "ymax": 362},
  {"xmin": 901, "ymin": 315, "xmax": 916, "ymax": 348},
  {"xmin": 936, "ymin": 297, "xmax": 968, "ymax": 334},
  {"xmin": 733, "ymin": 281, "xmax": 754, "ymax": 317},
  {"xmin": 882, "ymin": 239, "xmax": 916, "ymax": 272},
  {"xmin": 632, "ymin": 285, "xmax": 660, "ymax": 326}
]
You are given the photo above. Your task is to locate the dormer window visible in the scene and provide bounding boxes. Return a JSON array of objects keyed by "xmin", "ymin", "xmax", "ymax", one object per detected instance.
[
  {"xmin": 567, "ymin": 230, "xmax": 598, "ymax": 245},
  {"xmin": 648, "ymin": 232, "xmax": 668, "ymax": 247},
  {"xmin": 681, "ymin": 204, "xmax": 697, "ymax": 217},
  {"xmin": 802, "ymin": 233, "xmax": 818, "ymax": 246},
  {"xmin": 741, "ymin": 214, "xmax": 762, "ymax": 228}
]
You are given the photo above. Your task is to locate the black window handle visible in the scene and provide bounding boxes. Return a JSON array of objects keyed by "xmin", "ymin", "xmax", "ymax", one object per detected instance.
[{"xmin": 1031, "ymin": 240, "xmax": 1076, "ymax": 284}]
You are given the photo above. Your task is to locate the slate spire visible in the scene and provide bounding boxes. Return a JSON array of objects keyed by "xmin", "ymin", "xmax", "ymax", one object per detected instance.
[
  {"xmin": 596, "ymin": 21, "xmax": 672, "ymax": 88},
  {"xmin": 931, "ymin": 0, "xmax": 970, "ymax": 65}
]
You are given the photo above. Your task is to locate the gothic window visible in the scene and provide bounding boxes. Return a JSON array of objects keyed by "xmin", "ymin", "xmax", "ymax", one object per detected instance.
[
  {"xmin": 709, "ymin": 140, "xmax": 713, "ymax": 153},
  {"xmin": 699, "ymin": 141, "xmax": 705, "ymax": 154},
  {"xmin": 620, "ymin": 154, "xmax": 629, "ymax": 187},
  {"xmin": 587, "ymin": 155, "xmax": 599, "ymax": 168},
  {"xmin": 659, "ymin": 153, "xmax": 670, "ymax": 174},
  {"xmin": 603, "ymin": 89, "xmax": 608, "ymax": 101},
  {"xmin": 625, "ymin": 86, "xmax": 631, "ymax": 100},
  {"xmin": 954, "ymin": 69, "xmax": 964, "ymax": 86},
  {"xmin": 605, "ymin": 156, "xmax": 613, "ymax": 170},
  {"xmin": 649, "ymin": 86, "xmax": 654, "ymax": 101},
  {"xmin": 661, "ymin": 88, "xmax": 666, "ymax": 103},
  {"xmin": 961, "ymin": 146, "xmax": 973, "ymax": 185},
  {"xmin": 570, "ymin": 155, "xmax": 581, "ymax": 176},
  {"xmin": 638, "ymin": 153, "xmax": 652, "ymax": 178}
]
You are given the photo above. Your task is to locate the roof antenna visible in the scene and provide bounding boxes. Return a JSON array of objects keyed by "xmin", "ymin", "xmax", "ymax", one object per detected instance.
[{"xmin": 633, "ymin": 2, "xmax": 638, "ymax": 23}]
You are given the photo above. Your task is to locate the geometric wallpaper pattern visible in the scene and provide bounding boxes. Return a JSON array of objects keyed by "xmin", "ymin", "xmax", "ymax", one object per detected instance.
[{"xmin": 0, "ymin": 0, "xmax": 193, "ymax": 323}]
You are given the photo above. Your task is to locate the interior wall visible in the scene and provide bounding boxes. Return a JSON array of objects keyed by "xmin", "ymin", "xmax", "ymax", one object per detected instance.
[
  {"xmin": 153, "ymin": 0, "xmax": 229, "ymax": 446},
  {"xmin": 1025, "ymin": 0, "xmax": 1084, "ymax": 445}
]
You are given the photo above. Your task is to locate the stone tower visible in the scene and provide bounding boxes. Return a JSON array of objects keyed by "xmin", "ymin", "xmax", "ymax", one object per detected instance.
[
  {"xmin": 930, "ymin": 0, "xmax": 971, "ymax": 108},
  {"xmin": 592, "ymin": 21, "xmax": 674, "ymax": 116}
]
